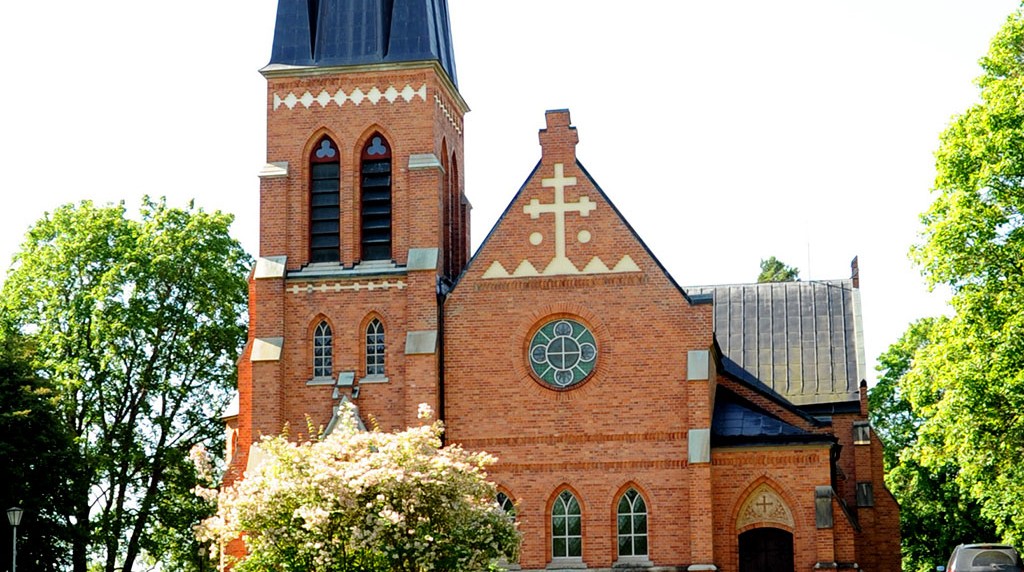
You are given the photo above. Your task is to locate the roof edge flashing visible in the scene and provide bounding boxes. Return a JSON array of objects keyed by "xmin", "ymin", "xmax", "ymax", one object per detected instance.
[{"xmin": 688, "ymin": 292, "xmax": 713, "ymax": 305}]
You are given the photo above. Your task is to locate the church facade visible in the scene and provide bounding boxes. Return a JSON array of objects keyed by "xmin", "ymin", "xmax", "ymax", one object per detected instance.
[{"xmin": 224, "ymin": 2, "xmax": 901, "ymax": 571}]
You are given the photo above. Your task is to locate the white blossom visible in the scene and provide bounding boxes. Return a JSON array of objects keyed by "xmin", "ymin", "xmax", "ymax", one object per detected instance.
[
  {"xmin": 197, "ymin": 410, "xmax": 520, "ymax": 572},
  {"xmin": 417, "ymin": 403, "xmax": 433, "ymax": 420}
]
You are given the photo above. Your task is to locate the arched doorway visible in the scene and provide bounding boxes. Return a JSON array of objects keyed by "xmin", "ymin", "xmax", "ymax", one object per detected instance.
[{"xmin": 738, "ymin": 527, "xmax": 794, "ymax": 572}]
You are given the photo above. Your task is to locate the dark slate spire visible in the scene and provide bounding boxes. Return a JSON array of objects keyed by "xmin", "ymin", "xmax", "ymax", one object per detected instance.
[{"xmin": 269, "ymin": 0, "xmax": 458, "ymax": 86}]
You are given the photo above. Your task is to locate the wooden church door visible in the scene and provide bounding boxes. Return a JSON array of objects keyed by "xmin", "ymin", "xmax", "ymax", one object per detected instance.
[{"xmin": 738, "ymin": 527, "xmax": 794, "ymax": 572}]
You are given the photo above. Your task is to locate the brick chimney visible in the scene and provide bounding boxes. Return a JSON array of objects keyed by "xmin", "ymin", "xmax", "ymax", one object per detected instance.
[{"xmin": 538, "ymin": 109, "xmax": 579, "ymax": 165}]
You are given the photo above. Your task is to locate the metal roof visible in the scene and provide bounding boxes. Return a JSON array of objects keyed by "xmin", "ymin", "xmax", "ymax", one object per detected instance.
[
  {"xmin": 711, "ymin": 391, "xmax": 831, "ymax": 446},
  {"xmin": 689, "ymin": 280, "xmax": 864, "ymax": 406},
  {"xmin": 713, "ymin": 399, "xmax": 807, "ymax": 438},
  {"xmin": 268, "ymin": 0, "xmax": 458, "ymax": 86}
]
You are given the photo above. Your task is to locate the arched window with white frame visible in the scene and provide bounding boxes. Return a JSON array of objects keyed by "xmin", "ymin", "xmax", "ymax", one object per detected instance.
[
  {"xmin": 313, "ymin": 320, "xmax": 333, "ymax": 379},
  {"xmin": 365, "ymin": 318, "xmax": 385, "ymax": 376},
  {"xmin": 617, "ymin": 488, "xmax": 648, "ymax": 558},
  {"xmin": 552, "ymin": 490, "xmax": 582, "ymax": 559}
]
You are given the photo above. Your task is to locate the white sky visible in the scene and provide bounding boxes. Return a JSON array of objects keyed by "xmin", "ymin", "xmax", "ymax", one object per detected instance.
[{"xmin": 0, "ymin": 0, "xmax": 1018, "ymax": 379}]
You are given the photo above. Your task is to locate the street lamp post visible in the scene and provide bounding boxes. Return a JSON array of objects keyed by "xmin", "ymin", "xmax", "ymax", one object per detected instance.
[{"xmin": 7, "ymin": 507, "xmax": 23, "ymax": 572}]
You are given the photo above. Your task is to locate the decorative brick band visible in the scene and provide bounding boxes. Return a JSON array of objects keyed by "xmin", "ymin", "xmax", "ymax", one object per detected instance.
[
  {"xmin": 286, "ymin": 280, "xmax": 407, "ymax": 294},
  {"xmin": 456, "ymin": 430, "xmax": 686, "ymax": 449},
  {"xmin": 272, "ymin": 84, "xmax": 428, "ymax": 110},
  {"xmin": 473, "ymin": 274, "xmax": 645, "ymax": 291},
  {"xmin": 713, "ymin": 453, "xmax": 823, "ymax": 466},
  {"xmin": 433, "ymin": 93, "xmax": 463, "ymax": 135},
  {"xmin": 493, "ymin": 459, "xmax": 688, "ymax": 472}
]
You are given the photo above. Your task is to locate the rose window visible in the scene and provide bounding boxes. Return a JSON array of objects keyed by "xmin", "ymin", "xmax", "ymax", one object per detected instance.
[{"xmin": 529, "ymin": 319, "xmax": 597, "ymax": 388}]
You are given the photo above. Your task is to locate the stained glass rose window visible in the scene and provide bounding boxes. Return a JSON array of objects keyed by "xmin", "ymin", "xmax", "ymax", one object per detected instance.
[{"xmin": 529, "ymin": 319, "xmax": 597, "ymax": 388}]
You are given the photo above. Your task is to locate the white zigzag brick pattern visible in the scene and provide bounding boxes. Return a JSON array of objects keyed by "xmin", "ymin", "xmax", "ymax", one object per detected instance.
[
  {"xmin": 271, "ymin": 83, "xmax": 462, "ymax": 135},
  {"xmin": 273, "ymin": 84, "xmax": 427, "ymax": 110},
  {"xmin": 286, "ymin": 280, "xmax": 407, "ymax": 294},
  {"xmin": 433, "ymin": 93, "xmax": 462, "ymax": 135}
]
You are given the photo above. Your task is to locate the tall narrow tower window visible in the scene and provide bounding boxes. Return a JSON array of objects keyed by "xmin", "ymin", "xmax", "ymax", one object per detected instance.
[
  {"xmin": 360, "ymin": 134, "xmax": 392, "ymax": 261},
  {"xmin": 310, "ymin": 136, "xmax": 341, "ymax": 263},
  {"xmin": 313, "ymin": 320, "xmax": 333, "ymax": 379},
  {"xmin": 365, "ymin": 318, "xmax": 385, "ymax": 376},
  {"xmin": 451, "ymin": 156, "xmax": 467, "ymax": 275},
  {"xmin": 442, "ymin": 149, "xmax": 453, "ymax": 277}
]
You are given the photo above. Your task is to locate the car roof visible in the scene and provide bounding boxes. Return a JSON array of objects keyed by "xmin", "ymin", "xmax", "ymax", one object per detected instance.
[{"xmin": 959, "ymin": 544, "xmax": 1017, "ymax": 550}]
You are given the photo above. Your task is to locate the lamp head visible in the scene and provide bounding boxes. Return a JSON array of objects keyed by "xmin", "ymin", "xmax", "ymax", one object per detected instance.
[{"xmin": 7, "ymin": 507, "xmax": 23, "ymax": 527}]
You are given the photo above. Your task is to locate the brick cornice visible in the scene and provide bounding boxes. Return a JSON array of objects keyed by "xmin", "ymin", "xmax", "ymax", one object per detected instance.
[
  {"xmin": 473, "ymin": 273, "xmax": 645, "ymax": 291},
  {"xmin": 455, "ymin": 430, "xmax": 686, "ymax": 449},
  {"xmin": 712, "ymin": 450, "xmax": 827, "ymax": 467},
  {"xmin": 493, "ymin": 459, "xmax": 688, "ymax": 472}
]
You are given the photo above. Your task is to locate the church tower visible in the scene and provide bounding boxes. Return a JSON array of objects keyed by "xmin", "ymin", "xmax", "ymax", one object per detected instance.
[{"xmin": 229, "ymin": 0, "xmax": 469, "ymax": 479}]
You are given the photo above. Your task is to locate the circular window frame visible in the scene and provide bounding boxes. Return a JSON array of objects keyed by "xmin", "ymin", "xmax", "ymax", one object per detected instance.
[{"xmin": 526, "ymin": 317, "xmax": 599, "ymax": 390}]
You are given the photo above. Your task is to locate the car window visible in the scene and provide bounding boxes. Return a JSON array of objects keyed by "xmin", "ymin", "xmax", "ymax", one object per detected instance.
[
  {"xmin": 973, "ymin": 551, "xmax": 1014, "ymax": 566},
  {"xmin": 965, "ymin": 549, "xmax": 1019, "ymax": 571}
]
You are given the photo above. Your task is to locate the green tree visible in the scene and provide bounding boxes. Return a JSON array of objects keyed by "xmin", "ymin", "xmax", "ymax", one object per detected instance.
[
  {"xmin": 197, "ymin": 405, "xmax": 521, "ymax": 572},
  {"xmin": 756, "ymin": 256, "xmax": 800, "ymax": 282},
  {"xmin": 886, "ymin": 4, "xmax": 1024, "ymax": 549},
  {"xmin": 869, "ymin": 318, "xmax": 996, "ymax": 572},
  {"xmin": 0, "ymin": 198, "xmax": 251, "ymax": 572},
  {"xmin": 0, "ymin": 325, "xmax": 84, "ymax": 572}
]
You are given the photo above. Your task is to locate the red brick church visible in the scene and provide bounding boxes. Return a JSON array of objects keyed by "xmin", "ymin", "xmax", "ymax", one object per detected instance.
[{"xmin": 224, "ymin": 1, "xmax": 901, "ymax": 570}]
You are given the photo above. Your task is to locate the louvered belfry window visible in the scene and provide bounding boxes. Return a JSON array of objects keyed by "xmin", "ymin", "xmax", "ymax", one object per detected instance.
[
  {"xmin": 360, "ymin": 134, "xmax": 392, "ymax": 261},
  {"xmin": 310, "ymin": 136, "xmax": 341, "ymax": 263}
]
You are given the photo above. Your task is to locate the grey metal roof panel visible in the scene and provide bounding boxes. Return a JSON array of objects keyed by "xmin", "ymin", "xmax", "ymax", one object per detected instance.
[
  {"xmin": 689, "ymin": 280, "xmax": 861, "ymax": 406},
  {"xmin": 711, "ymin": 391, "xmax": 832, "ymax": 446},
  {"xmin": 713, "ymin": 401, "xmax": 806, "ymax": 437},
  {"xmin": 269, "ymin": 0, "xmax": 458, "ymax": 86},
  {"xmin": 270, "ymin": 0, "xmax": 315, "ymax": 65}
]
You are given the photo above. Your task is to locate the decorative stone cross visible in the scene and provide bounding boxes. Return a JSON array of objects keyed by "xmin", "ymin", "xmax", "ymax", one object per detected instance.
[
  {"xmin": 756, "ymin": 495, "xmax": 775, "ymax": 514},
  {"xmin": 524, "ymin": 163, "xmax": 595, "ymax": 266}
]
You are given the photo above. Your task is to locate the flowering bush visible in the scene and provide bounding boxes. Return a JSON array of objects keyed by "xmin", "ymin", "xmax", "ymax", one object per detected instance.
[{"xmin": 196, "ymin": 405, "xmax": 520, "ymax": 572}]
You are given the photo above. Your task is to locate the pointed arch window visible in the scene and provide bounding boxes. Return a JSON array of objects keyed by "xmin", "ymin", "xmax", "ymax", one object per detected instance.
[
  {"xmin": 313, "ymin": 320, "xmax": 333, "ymax": 379},
  {"xmin": 365, "ymin": 318, "xmax": 385, "ymax": 376},
  {"xmin": 360, "ymin": 134, "xmax": 392, "ymax": 261},
  {"xmin": 552, "ymin": 490, "xmax": 582, "ymax": 559},
  {"xmin": 442, "ymin": 148, "xmax": 454, "ymax": 278},
  {"xmin": 497, "ymin": 492, "xmax": 516, "ymax": 517},
  {"xmin": 450, "ymin": 155, "xmax": 466, "ymax": 275},
  {"xmin": 617, "ymin": 489, "xmax": 648, "ymax": 557},
  {"xmin": 310, "ymin": 136, "xmax": 341, "ymax": 263}
]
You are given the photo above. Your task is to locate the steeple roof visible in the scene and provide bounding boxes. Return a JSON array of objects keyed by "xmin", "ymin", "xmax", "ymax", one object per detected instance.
[{"xmin": 268, "ymin": 0, "xmax": 458, "ymax": 86}]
